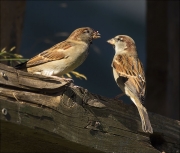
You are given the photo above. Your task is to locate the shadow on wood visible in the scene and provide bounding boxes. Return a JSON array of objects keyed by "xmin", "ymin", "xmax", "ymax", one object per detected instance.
[
  {"xmin": 1, "ymin": 120, "xmax": 105, "ymax": 153},
  {"xmin": 0, "ymin": 63, "xmax": 179, "ymax": 153}
]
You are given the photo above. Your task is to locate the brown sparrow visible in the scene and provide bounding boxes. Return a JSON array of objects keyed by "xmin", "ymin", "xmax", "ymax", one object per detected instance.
[
  {"xmin": 107, "ymin": 35, "xmax": 153, "ymax": 133},
  {"xmin": 15, "ymin": 27, "xmax": 100, "ymax": 80}
]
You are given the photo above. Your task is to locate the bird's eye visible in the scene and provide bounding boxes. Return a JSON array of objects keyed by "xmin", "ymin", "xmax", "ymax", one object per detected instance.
[
  {"xmin": 83, "ymin": 29, "xmax": 89, "ymax": 33},
  {"xmin": 117, "ymin": 37, "xmax": 123, "ymax": 41}
]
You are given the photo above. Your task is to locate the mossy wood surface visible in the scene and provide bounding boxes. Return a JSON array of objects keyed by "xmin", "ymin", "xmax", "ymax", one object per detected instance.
[{"xmin": 0, "ymin": 63, "xmax": 179, "ymax": 153}]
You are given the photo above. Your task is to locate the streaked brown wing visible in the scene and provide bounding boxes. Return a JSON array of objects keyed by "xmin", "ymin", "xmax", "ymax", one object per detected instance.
[
  {"xmin": 26, "ymin": 41, "xmax": 72, "ymax": 68},
  {"xmin": 112, "ymin": 54, "xmax": 146, "ymax": 102}
]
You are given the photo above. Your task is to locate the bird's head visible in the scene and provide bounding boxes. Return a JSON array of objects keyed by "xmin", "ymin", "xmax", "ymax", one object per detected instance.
[
  {"xmin": 68, "ymin": 27, "xmax": 100, "ymax": 44},
  {"xmin": 107, "ymin": 35, "xmax": 137, "ymax": 55}
]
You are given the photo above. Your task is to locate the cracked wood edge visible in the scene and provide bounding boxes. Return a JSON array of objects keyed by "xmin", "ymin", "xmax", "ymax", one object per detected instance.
[{"xmin": 0, "ymin": 63, "xmax": 70, "ymax": 92}]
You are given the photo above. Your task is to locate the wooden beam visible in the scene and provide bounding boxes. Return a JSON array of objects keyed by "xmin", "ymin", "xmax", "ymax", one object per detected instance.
[{"xmin": 0, "ymin": 63, "xmax": 179, "ymax": 153}]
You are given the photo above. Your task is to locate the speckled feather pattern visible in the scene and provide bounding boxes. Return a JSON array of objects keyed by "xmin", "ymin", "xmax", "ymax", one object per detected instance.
[
  {"xmin": 26, "ymin": 41, "xmax": 72, "ymax": 68},
  {"xmin": 113, "ymin": 54, "xmax": 146, "ymax": 103},
  {"xmin": 108, "ymin": 35, "xmax": 153, "ymax": 133}
]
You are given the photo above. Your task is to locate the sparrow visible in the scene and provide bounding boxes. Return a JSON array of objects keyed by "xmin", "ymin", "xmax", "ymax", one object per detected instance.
[
  {"xmin": 107, "ymin": 35, "xmax": 153, "ymax": 133},
  {"xmin": 15, "ymin": 27, "xmax": 100, "ymax": 81}
]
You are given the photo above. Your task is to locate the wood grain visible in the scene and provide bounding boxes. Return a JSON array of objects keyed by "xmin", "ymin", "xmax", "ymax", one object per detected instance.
[{"xmin": 0, "ymin": 63, "xmax": 179, "ymax": 153}]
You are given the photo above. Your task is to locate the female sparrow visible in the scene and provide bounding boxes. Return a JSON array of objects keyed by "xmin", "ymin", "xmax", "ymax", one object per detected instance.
[
  {"xmin": 107, "ymin": 35, "xmax": 153, "ymax": 133},
  {"xmin": 15, "ymin": 27, "xmax": 100, "ymax": 80}
]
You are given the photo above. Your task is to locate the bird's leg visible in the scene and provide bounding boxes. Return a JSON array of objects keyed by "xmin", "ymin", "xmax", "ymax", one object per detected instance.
[{"xmin": 114, "ymin": 93, "xmax": 125, "ymax": 100}]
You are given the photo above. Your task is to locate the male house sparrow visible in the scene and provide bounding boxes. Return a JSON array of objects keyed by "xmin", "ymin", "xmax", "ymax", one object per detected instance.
[
  {"xmin": 107, "ymin": 35, "xmax": 153, "ymax": 133},
  {"xmin": 15, "ymin": 27, "xmax": 100, "ymax": 80}
]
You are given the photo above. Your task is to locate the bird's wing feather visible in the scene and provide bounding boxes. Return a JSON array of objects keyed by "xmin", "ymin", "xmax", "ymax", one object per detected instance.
[
  {"xmin": 112, "ymin": 54, "xmax": 146, "ymax": 102},
  {"xmin": 26, "ymin": 41, "xmax": 73, "ymax": 68}
]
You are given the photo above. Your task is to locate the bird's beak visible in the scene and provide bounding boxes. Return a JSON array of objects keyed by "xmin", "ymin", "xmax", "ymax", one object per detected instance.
[
  {"xmin": 107, "ymin": 38, "xmax": 115, "ymax": 45},
  {"xmin": 92, "ymin": 31, "xmax": 101, "ymax": 39}
]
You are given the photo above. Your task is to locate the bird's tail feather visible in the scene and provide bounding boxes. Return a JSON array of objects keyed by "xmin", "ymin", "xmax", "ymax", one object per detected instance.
[
  {"xmin": 14, "ymin": 61, "xmax": 27, "ymax": 70},
  {"xmin": 137, "ymin": 105, "xmax": 153, "ymax": 133}
]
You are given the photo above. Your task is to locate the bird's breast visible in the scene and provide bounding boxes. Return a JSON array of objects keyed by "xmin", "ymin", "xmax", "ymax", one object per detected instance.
[
  {"xmin": 68, "ymin": 47, "xmax": 89, "ymax": 69},
  {"xmin": 55, "ymin": 43, "xmax": 89, "ymax": 75}
]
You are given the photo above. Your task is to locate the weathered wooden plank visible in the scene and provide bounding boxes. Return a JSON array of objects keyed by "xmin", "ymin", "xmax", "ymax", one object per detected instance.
[
  {"xmin": 0, "ymin": 97, "xmax": 159, "ymax": 153},
  {"xmin": 0, "ymin": 63, "xmax": 180, "ymax": 153},
  {"xmin": 0, "ymin": 87, "xmax": 63, "ymax": 109},
  {"xmin": 0, "ymin": 63, "xmax": 69, "ymax": 93},
  {"xmin": 1, "ymin": 120, "xmax": 105, "ymax": 153},
  {"xmin": 1, "ymin": 87, "xmax": 180, "ymax": 153}
]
